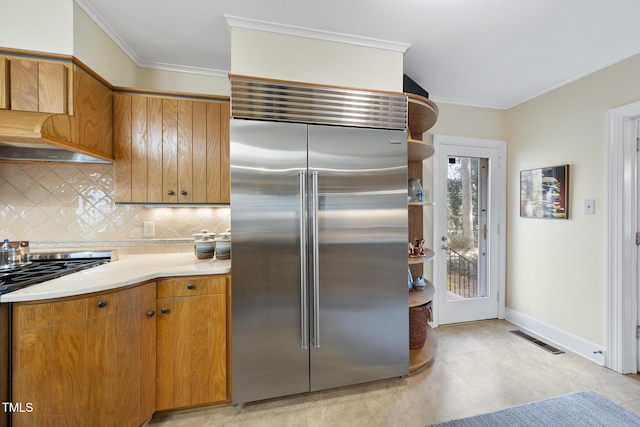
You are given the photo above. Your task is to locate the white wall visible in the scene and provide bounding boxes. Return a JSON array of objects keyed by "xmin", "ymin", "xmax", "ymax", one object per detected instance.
[
  {"xmin": 2, "ymin": 2, "xmax": 229, "ymax": 96},
  {"xmin": 1, "ymin": 0, "xmax": 73, "ymax": 54},
  {"xmin": 230, "ymin": 27, "xmax": 403, "ymax": 92},
  {"xmin": 72, "ymin": 3, "xmax": 137, "ymax": 87},
  {"xmin": 430, "ymin": 103, "xmax": 506, "ymax": 141},
  {"xmin": 136, "ymin": 68, "xmax": 230, "ymax": 97},
  {"xmin": 506, "ymin": 52, "xmax": 640, "ymax": 347}
]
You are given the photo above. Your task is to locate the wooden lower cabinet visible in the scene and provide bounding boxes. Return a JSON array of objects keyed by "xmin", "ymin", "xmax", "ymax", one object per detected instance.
[
  {"xmin": 11, "ymin": 274, "xmax": 228, "ymax": 427},
  {"xmin": 156, "ymin": 275, "xmax": 227, "ymax": 411},
  {"xmin": 11, "ymin": 282, "xmax": 157, "ymax": 427}
]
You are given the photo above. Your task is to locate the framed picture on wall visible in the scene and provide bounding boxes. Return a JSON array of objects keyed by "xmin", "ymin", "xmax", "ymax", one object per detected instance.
[{"xmin": 520, "ymin": 164, "xmax": 569, "ymax": 219}]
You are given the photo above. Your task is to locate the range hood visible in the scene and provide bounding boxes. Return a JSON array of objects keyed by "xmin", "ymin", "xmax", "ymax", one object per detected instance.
[{"xmin": 0, "ymin": 110, "xmax": 112, "ymax": 164}]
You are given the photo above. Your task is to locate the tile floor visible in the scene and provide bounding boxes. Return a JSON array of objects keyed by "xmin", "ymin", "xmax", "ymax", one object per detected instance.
[{"xmin": 149, "ymin": 320, "xmax": 640, "ymax": 426}]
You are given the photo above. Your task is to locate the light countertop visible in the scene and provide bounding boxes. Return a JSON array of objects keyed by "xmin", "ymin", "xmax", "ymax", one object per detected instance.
[{"xmin": 1, "ymin": 253, "xmax": 231, "ymax": 303}]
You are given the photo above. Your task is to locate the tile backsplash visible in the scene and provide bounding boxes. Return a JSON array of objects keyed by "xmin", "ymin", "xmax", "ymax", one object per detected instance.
[{"xmin": 0, "ymin": 163, "xmax": 230, "ymax": 246}]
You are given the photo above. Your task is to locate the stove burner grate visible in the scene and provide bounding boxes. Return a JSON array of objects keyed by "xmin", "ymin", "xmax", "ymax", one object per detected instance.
[{"xmin": 0, "ymin": 258, "xmax": 110, "ymax": 295}]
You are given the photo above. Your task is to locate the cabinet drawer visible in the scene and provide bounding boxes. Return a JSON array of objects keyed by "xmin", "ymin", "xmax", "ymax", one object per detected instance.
[
  {"xmin": 86, "ymin": 292, "xmax": 116, "ymax": 319},
  {"xmin": 53, "ymin": 298, "xmax": 87, "ymax": 325},
  {"xmin": 115, "ymin": 285, "xmax": 140, "ymax": 311},
  {"xmin": 15, "ymin": 303, "xmax": 52, "ymax": 330},
  {"xmin": 173, "ymin": 277, "xmax": 211, "ymax": 296}
]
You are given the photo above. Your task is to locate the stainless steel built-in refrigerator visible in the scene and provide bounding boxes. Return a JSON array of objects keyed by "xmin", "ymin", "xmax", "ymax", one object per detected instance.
[{"xmin": 230, "ymin": 118, "xmax": 409, "ymax": 404}]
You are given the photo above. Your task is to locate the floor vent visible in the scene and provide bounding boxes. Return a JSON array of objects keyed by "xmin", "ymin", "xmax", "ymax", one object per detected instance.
[{"xmin": 510, "ymin": 330, "xmax": 565, "ymax": 355}]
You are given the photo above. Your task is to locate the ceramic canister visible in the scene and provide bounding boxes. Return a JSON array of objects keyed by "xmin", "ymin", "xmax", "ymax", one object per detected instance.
[
  {"xmin": 194, "ymin": 230, "xmax": 216, "ymax": 259},
  {"xmin": 215, "ymin": 230, "xmax": 231, "ymax": 260}
]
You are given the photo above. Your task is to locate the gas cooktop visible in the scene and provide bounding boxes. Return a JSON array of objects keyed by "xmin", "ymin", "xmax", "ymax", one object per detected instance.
[{"xmin": 0, "ymin": 251, "xmax": 113, "ymax": 295}]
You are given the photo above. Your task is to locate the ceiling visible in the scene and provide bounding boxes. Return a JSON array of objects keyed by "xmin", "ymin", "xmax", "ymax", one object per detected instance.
[{"xmin": 75, "ymin": 0, "xmax": 640, "ymax": 109}]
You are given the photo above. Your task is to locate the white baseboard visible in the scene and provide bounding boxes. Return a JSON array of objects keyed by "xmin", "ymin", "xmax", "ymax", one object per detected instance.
[{"xmin": 505, "ymin": 308, "xmax": 606, "ymax": 366}]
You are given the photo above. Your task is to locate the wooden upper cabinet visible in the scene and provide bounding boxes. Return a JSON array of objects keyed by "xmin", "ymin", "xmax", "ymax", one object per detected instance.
[
  {"xmin": 72, "ymin": 64, "xmax": 113, "ymax": 158},
  {"xmin": 6, "ymin": 57, "xmax": 69, "ymax": 114},
  {"xmin": 0, "ymin": 54, "xmax": 113, "ymax": 161},
  {"xmin": 114, "ymin": 92, "xmax": 229, "ymax": 204}
]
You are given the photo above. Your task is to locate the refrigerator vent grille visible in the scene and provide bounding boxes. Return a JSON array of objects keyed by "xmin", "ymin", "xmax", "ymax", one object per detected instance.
[{"xmin": 230, "ymin": 77, "xmax": 407, "ymax": 130}]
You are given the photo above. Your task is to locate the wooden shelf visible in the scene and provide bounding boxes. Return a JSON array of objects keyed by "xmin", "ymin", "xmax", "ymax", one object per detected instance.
[
  {"xmin": 409, "ymin": 281, "xmax": 435, "ymax": 307},
  {"xmin": 407, "ymin": 93, "xmax": 439, "ymax": 138},
  {"xmin": 409, "ymin": 325, "xmax": 438, "ymax": 373},
  {"xmin": 408, "ymin": 138, "xmax": 435, "ymax": 161},
  {"xmin": 408, "ymin": 201, "xmax": 435, "ymax": 206},
  {"xmin": 408, "ymin": 248, "xmax": 435, "ymax": 264}
]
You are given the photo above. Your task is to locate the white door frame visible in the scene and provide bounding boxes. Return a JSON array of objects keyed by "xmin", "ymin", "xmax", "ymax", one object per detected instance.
[
  {"xmin": 606, "ymin": 101, "xmax": 640, "ymax": 374},
  {"xmin": 433, "ymin": 135, "xmax": 507, "ymax": 326}
]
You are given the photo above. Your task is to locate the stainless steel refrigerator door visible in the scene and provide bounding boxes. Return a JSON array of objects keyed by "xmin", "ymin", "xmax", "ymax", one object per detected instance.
[
  {"xmin": 230, "ymin": 119, "xmax": 310, "ymax": 404},
  {"xmin": 308, "ymin": 125, "xmax": 409, "ymax": 392}
]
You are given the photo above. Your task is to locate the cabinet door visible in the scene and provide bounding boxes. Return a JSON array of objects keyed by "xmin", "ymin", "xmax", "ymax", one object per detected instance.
[
  {"xmin": 155, "ymin": 277, "xmax": 227, "ymax": 410},
  {"xmin": 177, "ymin": 99, "xmax": 194, "ymax": 202},
  {"xmin": 174, "ymin": 293, "xmax": 226, "ymax": 407},
  {"xmin": 162, "ymin": 98, "xmax": 178, "ymax": 203},
  {"xmin": 8, "ymin": 58, "xmax": 68, "ymax": 114},
  {"xmin": 155, "ymin": 297, "xmax": 175, "ymax": 411},
  {"xmin": 219, "ymin": 102, "xmax": 230, "ymax": 203},
  {"xmin": 85, "ymin": 313, "xmax": 116, "ymax": 427},
  {"xmin": 140, "ymin": 300, "xmax": 157, "ymax": 423},
  {"xmin": 114, "ymin": 93, "xmax": 133, "ymax": 203},
  {"xmin": 114, "ymin": 93, "xmax": 163, "ymax": 203},
  {"xmin": 72, "ymin": 64, "xmax": 112, "ymax": 157}
]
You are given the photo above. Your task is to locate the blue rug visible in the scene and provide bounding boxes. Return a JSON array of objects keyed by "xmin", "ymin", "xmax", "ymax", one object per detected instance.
[{"xmin": 428, "ymin": 391, "xmax": 640, "ymax": 426}]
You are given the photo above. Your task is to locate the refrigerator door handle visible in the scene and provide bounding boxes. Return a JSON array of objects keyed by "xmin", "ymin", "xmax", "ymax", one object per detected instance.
[
  {"xmin": 299, "ymin": 171, "xmax": 308, "ymax": 350},
  {"xmin": 311, "ymin": 170, "xmax": 320, "ymax": 349}
]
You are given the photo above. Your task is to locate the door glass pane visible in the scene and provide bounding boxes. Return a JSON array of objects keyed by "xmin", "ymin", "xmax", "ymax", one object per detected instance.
[{"xmin": 446, "ymin": 156, "xmax": 487, "ymax": 300}]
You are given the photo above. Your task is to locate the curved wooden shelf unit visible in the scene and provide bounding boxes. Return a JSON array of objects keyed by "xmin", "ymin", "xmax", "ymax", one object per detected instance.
[
  {"xmin": 409, "ymin": 281, "xmax": 435, "ymax": 307},
  {"xmin": 408, "ymin": 138, "xmax": 435, "ymax": 161},
  {"xmin": 409, "ymin": 325, "xmax": 438, "ymax": 373},
  {"xmin": 407, "ymin": 93, "xmax": 439, "ymax": 137},
  {"xmin": 408, "ymin": 201, "xmax": 435, "ymax": 206},
  {"xmin": 408, "ymin": 248, "xmax": 435, "ymax": 264}
]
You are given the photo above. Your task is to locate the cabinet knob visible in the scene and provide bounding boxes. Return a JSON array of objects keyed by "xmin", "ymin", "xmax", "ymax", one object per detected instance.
[
  {"xmin": 161, "ymin": 307, "xmax": 169, "ymax": 314},
  {"xmin": 167, "ymin": 190, "xmax": 175, "ymax": 195},
  {"xmin": 97, "ymin": 300, "xmax": 108, "ymax": 308},
  {"xmin": 147, "ymin": 310, "xmax": 155, "ymax": 318},
  {"xmin": 187, "ymin": 283, "xmax": 194, "ymax": 290},
  {"xmin": 180, "ymin": 190, "xmax": 187, "ymax": 196}
]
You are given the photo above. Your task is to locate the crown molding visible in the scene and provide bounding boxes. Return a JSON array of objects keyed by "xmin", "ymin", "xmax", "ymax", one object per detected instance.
[
  {"xmin": 74, "ymin": 0, "xmax": 229, "ymax": 77},
  {"xmin": 224, "ymin": 15, "xmax": 410, "ymax": 53}
]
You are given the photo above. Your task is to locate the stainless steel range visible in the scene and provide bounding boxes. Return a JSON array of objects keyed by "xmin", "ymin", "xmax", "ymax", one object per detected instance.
[
  {"xmin": 0, "ymin": 251, "xmax": 112, "ymax": 295},
  {"xmin": 0, "ymin": 249, "xmax": 114, "ymax": 427}
]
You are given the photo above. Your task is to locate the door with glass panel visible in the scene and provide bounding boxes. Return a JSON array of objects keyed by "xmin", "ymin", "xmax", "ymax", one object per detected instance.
[{"xmin": 434, "ymin": 136, "xmax": 506, "ymax": 325}]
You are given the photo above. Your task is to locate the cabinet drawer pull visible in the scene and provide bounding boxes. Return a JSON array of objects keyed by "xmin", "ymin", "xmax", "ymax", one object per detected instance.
[
  {"xmin": 187, "ymin": 283, "xmax": 194, "ymax": 290},
  {"xmin": 97, "ymin": 300, "xmax": 108, "ymax": 308},
  {"xmin": 167, "ymin": 190, "xmax": 175, "ymax": 195},
  {"xmin": 147, "ymin": 310, "xmax": 155, "ymax": 318},
  {"xmin": 180, "ymin": 190, "xmax": 187, "ymax": 196},
  {"xmin": 161, "ymin": 307, "xmax": 169, "ymax": 314}
]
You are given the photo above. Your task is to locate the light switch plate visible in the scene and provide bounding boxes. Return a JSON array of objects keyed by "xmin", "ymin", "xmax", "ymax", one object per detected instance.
[{"xmin": 584, "ymin": 199, "xmax": 595, "ymax": 215}]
